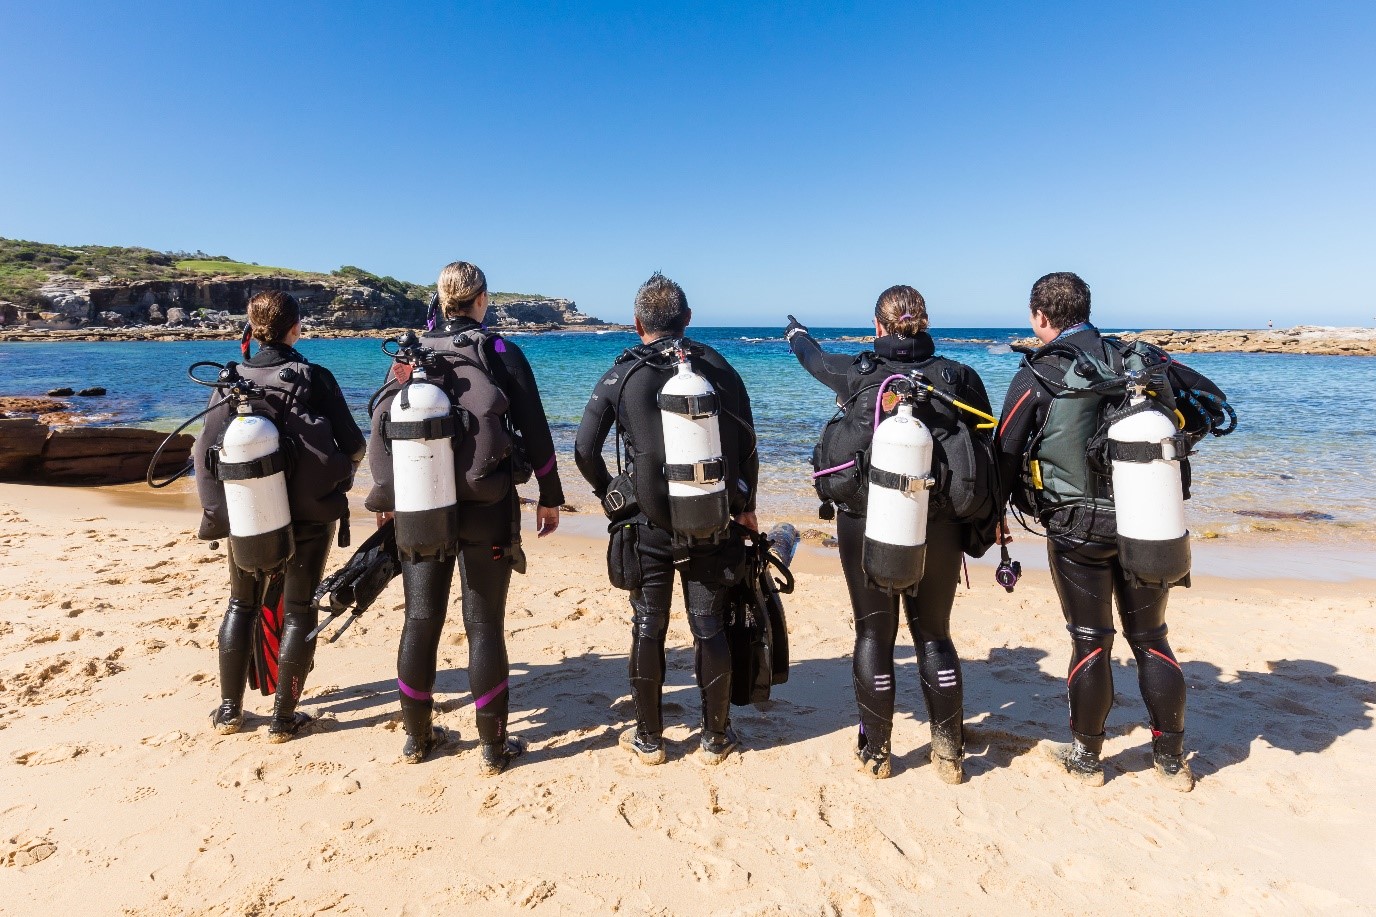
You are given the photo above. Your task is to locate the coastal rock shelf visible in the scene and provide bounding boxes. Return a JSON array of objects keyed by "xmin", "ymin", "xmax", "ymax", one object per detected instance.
[
  {"xmin": 0, "ymin": 418, "xmax": 191, "ymax": 485},
  {"xmin": 1012, "ymin": 326, "xmax": 1376, "ymax": 356}
]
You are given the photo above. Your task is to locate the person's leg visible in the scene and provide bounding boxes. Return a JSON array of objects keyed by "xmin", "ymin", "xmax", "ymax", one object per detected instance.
[
  {"xmin": 681, "ymin": 533, "xmax": 744, "ymax": 765},
  {"xmin": 213, "ymin": 547, "xmax": 258, "ymax": 732},
  {"xmin": 456, "ymin": 544, "xmax": 514, "ymax": 745},
  {"xmin": 904, "ymin": 521, "xmax": 965, "ymax": 781},
  {"xmin": 396, "ymin": 554, "xmax": 455, "ymax": 761},
  {"xmin": 1046, "ymin": 538, "xmax": 1118, "ymax": 784},
  {"xmin": 1113, "ymin": 563, "xmax": 1192, "ymax": 790},
  {"xmin": 837, "ymin": 511, "xmax": 900, "ymax": 776},
  {"xmin": 626, "ymin": 529, "xmax": 674, "ymax": 752},
  {"xmin": 269, "ymin": 521, "xmax": 335, "ymax": 740}
]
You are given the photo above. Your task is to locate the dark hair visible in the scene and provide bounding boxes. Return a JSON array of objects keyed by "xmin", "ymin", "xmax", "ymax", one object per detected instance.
[
  {"xmin": 634, "ymin": 272, "xmax": 690, "ymax": 336},
  {"xmin": 874, "ymin": 285, "xmax": 928, "ymax": 337},
  {"xmin": 1029, "ymin": 272, "xmax": 1091, "ymax": 330},
  {"xmin": 247, "ymin": 290, "xmax": 300, "ymax": 344}
]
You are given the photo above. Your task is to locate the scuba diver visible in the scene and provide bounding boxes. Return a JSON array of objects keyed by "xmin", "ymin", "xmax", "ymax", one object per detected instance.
[
  {"xmin": 789, "ymin": 286, "xmax": 998, "ymax": 783},
  {"xmin": 575, "ymin": 273, "xmax": 759, "ymax": 767},
  {"xmin": 997, "ymin": 271, "xmax": 1234, "ymax": 792},
  {"xmin": 192, "ymin": 291, "xmax": 365, "ymax": 742},
  {"xmin": 366, "ymin": 261, "xmax": 564, "ymax": 775}
]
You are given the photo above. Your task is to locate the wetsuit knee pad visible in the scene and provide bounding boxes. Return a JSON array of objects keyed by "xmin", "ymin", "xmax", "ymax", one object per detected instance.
[
  {"xmin": 631, "ymin": 607, "xmax": 669, "ymax": 640},
  {"xmin": 686, "ymin": 610, "xmax": 726, "ymax": 642},
  {"xmin": 1124, "ymin": 622, "xmax": 1170, "ymax": 650},
  {"xmin": 1067, "ymin": 623, "xmax": 1115, "ymax": 652}
]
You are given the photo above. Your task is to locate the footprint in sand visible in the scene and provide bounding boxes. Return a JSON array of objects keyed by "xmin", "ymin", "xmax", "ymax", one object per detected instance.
[
  {"xmin": 123, "ymin": 786, "xmax": 157, "ymax": 803},
  {"xmin": 3, "ymin": 837, "xmax": 58, "ymax": 868},
  {"xmin": 12, "ymin": 744, "xmax": 89, "ymax": 766}
]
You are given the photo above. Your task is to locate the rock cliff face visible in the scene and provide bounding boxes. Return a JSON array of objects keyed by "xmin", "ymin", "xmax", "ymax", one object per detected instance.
[
  {"xmin": 32, "ymin": 275, "xmax": 426, "ymax": 329},
  {"xmin": 15, "ymin": 276, "xmax": 610, "ymax": 334},
  {"xmin": 1010, "ymin": 326, "xmax": 1376, "ymax": 356}
]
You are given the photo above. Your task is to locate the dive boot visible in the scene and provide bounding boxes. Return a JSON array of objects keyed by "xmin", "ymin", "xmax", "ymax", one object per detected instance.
[
  {"xmin": 401, "ymin": 725, "xmax": 449, "ymax": 764},
  {"xmin": 267, "ymin": 711, "xmax": 312, "ymax": 744},
  {"xmin": 210, "ymin": 701, "xmax": 244, "ymax": 735},
  {"xmin": 855, "ymin": 732, "xmax": 892, "ymax": 780},
  {"xmin": 619, "ymin": 727, "xmax": 667, "ymax": 766},
  {"xmin": 479, "ymin": 736, "xmax": 527, "ymax": 776},
  {"xmin": 698, "ymin": 724, "xmax": 739, "ymax": 766},
  {"xmin": 1152, "ymin": 731, "xmax": 1195, "ymax": 792},
  {"xmin": 1045, "ymin": 732, "xmax": 1106, "ymax": 787},
  {"xmin": 929, "ymin": 727, "xmax": 964, "ymax": 785}
]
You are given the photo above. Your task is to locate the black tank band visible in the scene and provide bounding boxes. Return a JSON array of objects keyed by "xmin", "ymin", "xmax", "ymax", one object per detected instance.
[
  {"xmin": 868, "ymin": 467, "xmax": 934, "ymax": 495},
  {"xmin": 384, "ymin": 415, "xmax": 459, "ymax": 442},
  {"xmin": 214, "ymin": 449, "xmax": 287, "ymax": 482},
  {"xmin": 664, "ymin": 458, "xmax": 725, "ymax": 484},
  {"xmin": 1106, "ymin": 434, "xmax": 1191, "ymax": 464},
  {"xmin": 657, "ymin": 391, "xmax": 719, "ymax": 418}
]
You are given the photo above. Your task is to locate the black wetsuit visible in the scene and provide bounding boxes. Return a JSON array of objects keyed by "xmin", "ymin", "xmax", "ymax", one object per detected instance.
[
  {"xmin": 215, "ymin": 343, "xmax": 366, "ymax": 723},
  {"xmin": 574, "ymin": 336, "xmax": 758, "ymax": 744},
  {"xmin": 996, "ymin": 323, "xmax": 1220, "ymax": 758},
  {"xmin": 792, "ymin": 330, "xmax": 992, "ymax": 759},
  {"xmin": 377, "ymin": 317, "xmax": 565, "ymax": 748}
]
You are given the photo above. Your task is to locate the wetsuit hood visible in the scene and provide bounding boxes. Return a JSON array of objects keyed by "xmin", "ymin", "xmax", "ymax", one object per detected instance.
[
  {"xmin": 873, "ymin": 332, "xmax": 935, "ymax": 362},
  {"xmin": 245, "ymin": 342, "xmax": 309, "ymax": 367}
]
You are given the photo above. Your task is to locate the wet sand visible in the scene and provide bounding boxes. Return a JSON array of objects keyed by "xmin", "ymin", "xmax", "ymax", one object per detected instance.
[{"xmin": 2, "ymin": 482, "xmax": 1374, "ymax": 914}]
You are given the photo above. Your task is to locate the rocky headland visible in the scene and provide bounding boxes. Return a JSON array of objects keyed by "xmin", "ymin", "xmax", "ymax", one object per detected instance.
[{"xmin": 0, "ymin": 238, "xmax": 623, "ymax": 341}]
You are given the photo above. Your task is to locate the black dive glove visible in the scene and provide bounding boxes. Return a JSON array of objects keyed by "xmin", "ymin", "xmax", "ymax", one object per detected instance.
[{"xmin": 784, "ymin": 314, "xmax": 809, "ymax": 342}]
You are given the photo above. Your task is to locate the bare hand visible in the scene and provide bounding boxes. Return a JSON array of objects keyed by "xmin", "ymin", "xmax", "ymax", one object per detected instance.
[
  {"xmin": 734, "ymin": 511, "xmax": 759, "ymax": 533},
  {"xmin": 996, "ymin": 517, "xmax": 1013, "ymax": 545},
  {"xmin": 536, "ymin": 505, "xmax": 560, "ymax": 538},
  {"xmin": 377, "ymin": 512, "xmax": 394, "ymax": 528}
]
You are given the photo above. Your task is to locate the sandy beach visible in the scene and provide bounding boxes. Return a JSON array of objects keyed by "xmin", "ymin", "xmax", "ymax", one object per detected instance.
[{"xmin": 2, "ymin": 481, "xmax": 1374, "ymax": 915}]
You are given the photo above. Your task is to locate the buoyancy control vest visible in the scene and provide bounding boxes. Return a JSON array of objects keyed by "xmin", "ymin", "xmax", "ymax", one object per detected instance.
[
  {"xmin": 810, "ymin": 350, "xmax": 997, "ymax": 548},
  {"xmin": 1017, "ymin": 336, "xmax": 1197, "ymax": 582},
  {"xmin": 603, "ymin": 339, "xmax": 753, "ymax": 541},
  {"xmin": 194, "ymin": 358, "xmax": 354, "ymax": 542},
  {"xmin": 367, "ymin": 329, "xmax": 515, "ymax": 512}
]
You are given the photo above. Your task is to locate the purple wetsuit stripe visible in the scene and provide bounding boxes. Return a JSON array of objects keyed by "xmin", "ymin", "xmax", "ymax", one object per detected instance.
[
  {"xmin": 473, "ymin": 678, "xmax": 509, "ymax": 710},
  {"xmin": 493, "ymin": 338, "xmax": 507, "ymax": 353},
  {"xmin": 535, "ymin": 454, "xmax": 557, "ymax": 478},
  {"xmin": 397, "ymin": 678, "xmax": 432, "ymax": 701},
  {"xmin": 812, "ymin": 459, "xmax": 856, "ymax": 478}
]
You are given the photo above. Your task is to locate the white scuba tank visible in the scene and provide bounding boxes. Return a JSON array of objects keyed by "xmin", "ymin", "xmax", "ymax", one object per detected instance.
[
  {"xmin": 862, "ymin": 402, "xmax": 934, "ymax": 595},
  {"xmin": 1108, "ymin": 395, "xmax": 1191, "ymax": 586},
  {"xmin": 658, "ymin": 356, "xmax": 730, "ymax": 541},
  {"xmin": 389, "ymin": 374, "xmax": 460, "ymax": 561},
  {"xmin": 219, "ymin": 410, "xmax": 294, "ymax": 574}
]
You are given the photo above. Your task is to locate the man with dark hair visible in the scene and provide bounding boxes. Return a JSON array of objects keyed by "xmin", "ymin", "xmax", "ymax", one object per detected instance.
[
  {"xmin": 575, "ymin": 273, "xmax": 759, "ymax": 767},
  {"xmin": 996, "ymin": 271, "xmax": 1227, "ymax": 793},
  {"xmin": 633, "ymin": 271, "xmax": 691, "ymax": 336}
]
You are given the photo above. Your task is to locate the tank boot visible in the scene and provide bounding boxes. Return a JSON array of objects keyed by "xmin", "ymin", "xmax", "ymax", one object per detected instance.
[
  {"xmin": 619, "ymin": 727, "xmax": 667, "ymax": 766},
  {"xmin": 479, "ymin": 736, "xmax": 527, "ymax": 777},
  {"xmin": 267, "ymin": 711, "xmax": 312, "ymax": 744},
  {"xmin": 1152, "ymin": 730, "xmax": 1195, "ymax": 793},
  {"xmin": 1045, "ymin": 731, "xmax": 1106, "ymax": 787},
  {"xmin": 929, "ymin": 725, "xmax": 964, "ymax": 785},
  {"xmin": 401, "ymin": 724, "xmax": 449, "ymax": 764},
  {"xmin": 698, "ymin": 723, "xmax": 739, "ymax": 766},
  {"xmin": 855, "ymin": 729, "xmax": 892, "ymax": 780},
  {"xmin": 210, "ymin": 700, "xmax": 243, "ymax": 735}
]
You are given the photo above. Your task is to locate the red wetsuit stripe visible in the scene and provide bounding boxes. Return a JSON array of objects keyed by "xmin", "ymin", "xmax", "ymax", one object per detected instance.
[
  {"xmin": 1067, "ymin": 647, "xmax": 1104, "ymax": 686},
  {"xmin": 1148, "ymin": 648, "xmax": 1182, "ymax": 671},
  {"xmin": 1000, "ymin": 388, "xmax": 1033, "ymax": 434}
]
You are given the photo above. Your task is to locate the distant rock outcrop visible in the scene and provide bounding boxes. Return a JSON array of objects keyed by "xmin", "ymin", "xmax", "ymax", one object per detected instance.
[
  {"xmin": 0, "ymin": 418, "xmax": 191, "ymax": 485},
  {"xmin": 1011, "ymin": 326, "xmax": 1376, "ymax": 356}
]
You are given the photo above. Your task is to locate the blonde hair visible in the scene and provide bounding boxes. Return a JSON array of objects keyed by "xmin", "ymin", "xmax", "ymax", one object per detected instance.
[
  {"xmin": 874, "ymin": 285, "xmax": 929, "ymax": 337},
  {"xmin": 437, "ymin": 261, "xmax": 488, "ymax": 318}
]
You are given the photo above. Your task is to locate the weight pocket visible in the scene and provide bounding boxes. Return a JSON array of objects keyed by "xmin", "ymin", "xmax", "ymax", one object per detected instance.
[{"xmin": 607, "ymin": 523, "xmax": 644, "ymax": 591}]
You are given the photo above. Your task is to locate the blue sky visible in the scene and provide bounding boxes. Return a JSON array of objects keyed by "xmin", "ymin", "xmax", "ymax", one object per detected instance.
[{"xmin": 2, "ymin": 2, "xmax": 1372, "ymax": 327}]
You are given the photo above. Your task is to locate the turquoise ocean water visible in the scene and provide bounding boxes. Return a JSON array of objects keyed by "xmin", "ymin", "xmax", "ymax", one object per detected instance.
[{"xmin": 3, "ymin": 328, "xmax": 1373, "ymax": 538}]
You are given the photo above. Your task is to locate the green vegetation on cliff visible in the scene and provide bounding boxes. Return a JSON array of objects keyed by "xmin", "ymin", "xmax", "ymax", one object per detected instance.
[{"xmin": 0, "ymin": 237, "xmax": 554, "ymax": 308}]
